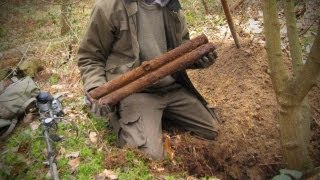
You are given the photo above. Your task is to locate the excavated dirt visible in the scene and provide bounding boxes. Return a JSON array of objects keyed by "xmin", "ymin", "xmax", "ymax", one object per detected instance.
[{"xmin": 161, "ymin": 39, "xmax": 320, "ymax": 179}]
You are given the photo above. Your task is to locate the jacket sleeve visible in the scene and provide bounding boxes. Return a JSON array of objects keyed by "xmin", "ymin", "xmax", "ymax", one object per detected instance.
[
  {"xmin": 77, "ymin": 3, "xmax": 116, "ymax": 92},
  {"xmin": 180, "ymin": 10, "xmax": 190, "ymax": 44}
]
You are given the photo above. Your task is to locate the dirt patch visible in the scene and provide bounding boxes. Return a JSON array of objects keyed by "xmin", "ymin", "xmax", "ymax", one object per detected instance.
[
  {"xmin": 309, "ymin": 82, "xmax": 320, "ymax": 167},
  {"xmin": 161, "ymin": 39, "xmax": 320, "ymax": 179}
]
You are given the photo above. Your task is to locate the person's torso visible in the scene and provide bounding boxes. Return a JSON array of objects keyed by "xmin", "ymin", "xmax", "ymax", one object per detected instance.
[
  {"xmin": 105, "ymin": 0, "xmax": 184, "ymax": 81},
  {"xmin": 137, "ymin": 0, "xmax": 175, "ymax": 88}
]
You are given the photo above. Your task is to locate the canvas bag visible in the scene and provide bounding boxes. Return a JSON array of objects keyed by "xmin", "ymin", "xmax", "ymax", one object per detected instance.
[{"xmin": 0, "ymin": 76, "xmax": 40, "ymax": 140}]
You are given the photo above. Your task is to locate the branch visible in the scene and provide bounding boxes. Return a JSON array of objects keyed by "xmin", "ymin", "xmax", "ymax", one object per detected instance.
[
  {"xmin": 283, "ymin": 0, "xmax": 303, "ymax": 74},
  {"xmin": 230, "ymin": 0, "xmax": 245, "ymax": 13},
  {"xmin": 263, "ymin": 0, "xmax": 289, "ymax": 96},
  {"xmin": 291, "ymin": 24, "xmax": 320, "ymax": 103},
  {"xmin": 299, "ymin": 19, "xmax": 318, "ymax": 37},
  {"xmin": 221, "ymin": 0, "xmax": 241, "ymax": 48}
]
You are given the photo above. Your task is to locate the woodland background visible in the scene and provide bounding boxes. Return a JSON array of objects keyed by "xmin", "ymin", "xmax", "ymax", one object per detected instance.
[{"xmin": 0, "ymin": 0, "xmax": 319, "ymax": 179}]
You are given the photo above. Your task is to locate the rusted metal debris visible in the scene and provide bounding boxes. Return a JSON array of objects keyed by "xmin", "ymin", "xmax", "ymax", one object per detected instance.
[
  {"xmin": 89, "ymin": 34, "xmax": 209, "ymax": 100},
  {"xmin": 98, "ymin": 43, "xmax": 216, "ymax": 105}
]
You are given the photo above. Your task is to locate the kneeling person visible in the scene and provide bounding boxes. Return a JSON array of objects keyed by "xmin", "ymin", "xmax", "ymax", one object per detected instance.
[{"xmin": 77, "ymin": 0, "xmax": 219, "ymax": 160}]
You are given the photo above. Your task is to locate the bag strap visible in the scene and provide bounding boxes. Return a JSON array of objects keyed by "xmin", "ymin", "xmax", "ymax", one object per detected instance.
[
  {"xmin": 0, "ymin": 97, "xmax": 36, "ymax": 141},
  {"xmin": 0, "ymin": 118, "xmax": 18, "ymax": 140},
  {"xmin": 17, "ymin": 97, "xmax": 36, "ymax": 115}
]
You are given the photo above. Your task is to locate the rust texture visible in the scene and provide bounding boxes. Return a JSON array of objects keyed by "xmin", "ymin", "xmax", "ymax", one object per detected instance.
[
  {"xmin": 98, "ymin": 43, "xmax": 216, "ymax": 105},
  {"xmin": 221, "ymin": 0, "xmax": 241, "ymax": 48},
  {"xmin": 89, "ymin": 34, "xmax": 208, "ymax": 99}
]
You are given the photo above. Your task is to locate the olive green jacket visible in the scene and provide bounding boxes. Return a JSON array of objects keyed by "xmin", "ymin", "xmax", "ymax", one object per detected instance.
[{"xmin": 77, "ymin": 0, "xmax": 217, "ymax": 119}]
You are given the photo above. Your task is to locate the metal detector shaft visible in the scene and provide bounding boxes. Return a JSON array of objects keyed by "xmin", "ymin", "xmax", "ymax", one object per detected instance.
[{"xmin": 44, "ymin": 128, "xmax": 59, "ymax": 180}]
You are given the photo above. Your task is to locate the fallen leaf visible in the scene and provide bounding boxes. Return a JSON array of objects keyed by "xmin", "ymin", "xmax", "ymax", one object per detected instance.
[
  {"xmin": 66, "ymin": 151, "xmax": 80, "ymax": 158},
  {"xmin": 186, "ymin": 176, "xmax": 197, "ymax": 180},
  {"xmin": 59, "ymin": 147, "xmax": 66, "ymax": 156},
  {"xmin": 30, "ymin": 121, "xmax": 40, "ymax": 131},
  {"xmin": 23, "ymin": 113, "xmax": 35, "ymax": 124},
  {"xmin": 95, "ymin": 175, "xmax": 105, "ymax": 180},
  {"xmin": 156, "ymin": 167, "xmax": 165, "ymax": 172},
  {"xmin": 89, "ymin": 132, "xmax": 98, "ymax": 144},
  {"xmin": 68, "ymin": 157, "xmax": 80, "ymax": 171},
  {"xmin": 46, "ymin": 170, "xmax": 52, "ymax": 179},
  {"xmin": 163, "ymin": 134, "xmax": 175, "ymax": 160},
  {"xmin": 43, "ymin": 147, "xmax": 48, "ymax": 157},
  {"xmin": 172, "ymin": 135, "xmax": 181, "ymax": 146},
  {"xmin": 51, "ymin": 84, "xmax": 64, "ymax": 90},
  {"xmin": 95, "ymin": 169, "xmax": 118, "ymax": 180}
]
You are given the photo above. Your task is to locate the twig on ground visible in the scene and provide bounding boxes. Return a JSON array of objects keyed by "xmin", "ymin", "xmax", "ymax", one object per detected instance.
[
  {"xmin": 299, "ymin": 19, "xmax": 319, "ymax": 37},
  {"xmin": 230, "ymin": 0, "xmax": 245, "ymax": 13},
  {"xmin": 88, "ymin": 116, "xmax": 98, "ymax": 133},
  {"xmin": 61, "ymin": 16, "xmax": 80, "ymax": 42},
  {"xmin": 258, "ymin": 162, "xmax": 283, "ymax": 166}
]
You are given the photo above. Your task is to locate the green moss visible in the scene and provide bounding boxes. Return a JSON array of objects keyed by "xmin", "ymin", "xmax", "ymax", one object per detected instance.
[
  {"xmin": 49, "ymin": 74, "xmax": 59, "ymax": 85},
  {"xmin": 0, "ymin": 27, "xmax": 7, "ymax": 38},
  {"xmin": 118, "ymin": 162, "xmax": 152, "ymax": 180},
  {"xmin": 116, "ymin": 151, "xmax": 152, "ymax": 180},
  {"xmin": 76, "ymin": 152, "xmax": 104, "ymax": 179},
  {"xmin": 89, "ymin": 114, "xmax": 107, "ymax": 131},
  {"xmin": 80, "ymin": 147, "xmax": 93, "ymax": 157}
]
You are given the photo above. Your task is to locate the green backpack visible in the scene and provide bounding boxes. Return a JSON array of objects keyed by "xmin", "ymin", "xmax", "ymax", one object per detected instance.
[{"xmin": 0, "ymin": 76, "xmax": 40, "ymax": 140}]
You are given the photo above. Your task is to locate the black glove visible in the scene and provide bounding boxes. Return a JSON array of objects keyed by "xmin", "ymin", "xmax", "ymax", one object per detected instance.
[{"xmin": 193, "ymin": 51, "xmax": 217, "ymax": 68}]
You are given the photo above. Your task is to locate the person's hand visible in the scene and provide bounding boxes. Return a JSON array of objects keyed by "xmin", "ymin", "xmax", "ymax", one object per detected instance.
[
  {"xmin": 193, "ymin": 51, "xmax": 217, "ymax": 68},
  {"xmin": 85, "ymin": 91, "xmax": 110, "ymax": 117}
]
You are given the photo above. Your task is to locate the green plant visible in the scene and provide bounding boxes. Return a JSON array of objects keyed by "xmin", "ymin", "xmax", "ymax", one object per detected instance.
[{"xmin": 49, "ymin": 74, "xmax": 59, "ymax": 85}]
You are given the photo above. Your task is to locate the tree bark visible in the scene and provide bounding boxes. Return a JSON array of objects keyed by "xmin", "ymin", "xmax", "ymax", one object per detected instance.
[
  {"xmin": 98, "ymin": 43, "xmax": 216, "ymax": 105},
  {"xmin": 283, "ymin": 0, "xmax": 311, "ymax": 153},
  {"xmin": 290, "ymin": 25, "xmax": 320, "ymax": 104},
  {"xmin": 263, "ymin": 0, "xmax": 318, "ymax": 170},
  {"xmin": 89, "ymin": 34, "xmax": 208, "ymax": 99},
  {"xmin": 283, "ymin": 0, "xmax": 303, "ymax": 73},
  {"xmin": 263, "ymin": 0, "xmax": 289, "ymax": 94}
]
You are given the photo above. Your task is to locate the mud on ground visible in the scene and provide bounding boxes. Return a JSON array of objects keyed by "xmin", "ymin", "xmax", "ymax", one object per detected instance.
[{"xmin": 162, "ymin": 39, "xmax": 320, "ymax": 179}]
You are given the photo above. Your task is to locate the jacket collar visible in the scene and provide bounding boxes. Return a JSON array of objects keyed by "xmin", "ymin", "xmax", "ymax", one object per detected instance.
[
  {"xmin": 124, "ymin": 0, "xmax": 137, "ymax": 3},
  {"xmin": 122, "ymin": 0, "xmax": 138, "ymax": 17},
  {"xmin": 123, "ymin": 0, "xmax": 181, "ymax": 12}
]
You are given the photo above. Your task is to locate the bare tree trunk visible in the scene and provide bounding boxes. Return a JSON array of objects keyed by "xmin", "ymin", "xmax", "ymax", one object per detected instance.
[
  {"xmin": 283, "ymin": 0, "xmax": 311, "ymax": 153},
  {"xmin": 201, "ymin": 0, "xmax": 209, "ymax": 15},
  {"xmin": 263, "ymin": 0, "xmax": 318, "ymax": 170},
  {"xmin": 278, "ymin": 26, "xmax": 320, "ymax": 168},
  {"xmin": 61, "ymin": 0, "xmax": 71, "ymax": 36}
]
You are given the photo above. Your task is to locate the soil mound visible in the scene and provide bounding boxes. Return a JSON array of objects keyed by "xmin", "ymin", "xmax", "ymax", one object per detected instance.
[{"xmin": 166, "ymin": 39, "xmax": 320, "ymax": 179}]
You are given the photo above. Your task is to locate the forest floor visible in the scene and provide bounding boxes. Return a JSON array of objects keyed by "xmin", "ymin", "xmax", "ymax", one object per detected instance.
[{"xmin": 0, "ymin": 0, "xmax": 319, "ymax": 179}]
